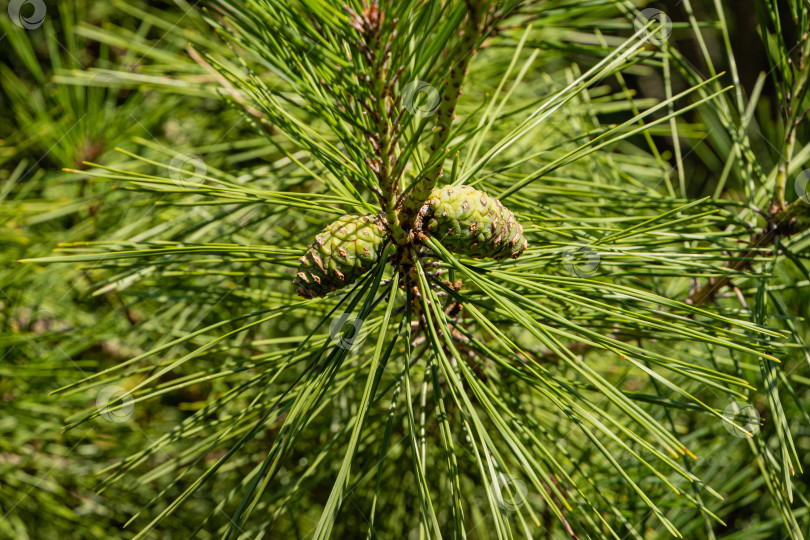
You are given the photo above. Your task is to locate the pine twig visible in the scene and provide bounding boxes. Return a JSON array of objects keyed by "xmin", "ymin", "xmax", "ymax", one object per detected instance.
[
  {"xmin": 348, "ymin": 1, "xmax": 408, "ymax": 243},
  {"xmin": 687, "ymin": 200, "xmax": 807, "ymax": 305},
  {"xmin": 398, "ymin": 0, "xmax": 489, "ymax": 239}
]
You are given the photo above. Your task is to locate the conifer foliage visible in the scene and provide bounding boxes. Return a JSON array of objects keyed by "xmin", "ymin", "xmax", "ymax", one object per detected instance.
[{"xmin": 3, "ymin": 0, "xmax": 810, "ymax": 538}]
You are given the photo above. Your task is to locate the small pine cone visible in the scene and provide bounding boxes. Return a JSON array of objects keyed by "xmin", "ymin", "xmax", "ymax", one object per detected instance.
[
  {"xmin": 294, "ymin": 214, "xmax": 388, "ymax": 298},
  {"xmin": 425, "ymin": 185, "xmax": 527, "ymax": 260}
]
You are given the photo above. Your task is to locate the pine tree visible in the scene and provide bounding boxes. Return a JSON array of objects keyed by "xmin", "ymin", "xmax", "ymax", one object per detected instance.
[{"xmin": 4, "ymin": 0, "xmax": 810, "ymax": 538}]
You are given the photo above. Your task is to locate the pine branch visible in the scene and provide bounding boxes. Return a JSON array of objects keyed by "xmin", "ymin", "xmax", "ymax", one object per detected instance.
[
  {"xmin": 398, "ymin": 0, "xmax": 489, "ymax": 239},
  {"xmin": 688, "ymin": 199, "xmax": 809, "ymax": 305},
  {"xmin": 346, "ymin": 1, "xmax": 408, "ymax": 243}
]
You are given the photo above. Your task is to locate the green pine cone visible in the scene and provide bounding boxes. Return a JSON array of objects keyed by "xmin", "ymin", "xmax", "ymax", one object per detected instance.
[
  {"xmin": 295, "ymin": 214, "xmax": 388, "ymax": 298},
  {"xmin": 425, "ymin": 185, "xmax": 527, "ymax": 260}
]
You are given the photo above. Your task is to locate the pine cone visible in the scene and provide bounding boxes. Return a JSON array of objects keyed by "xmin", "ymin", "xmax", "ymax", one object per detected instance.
[
  {"xmin": 425, "ymin": 185, "xmax": 527, "ymax": 260},
  {"xmin": 295, "ymin": 214, "xmax": 388, "ymax": 298}
]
